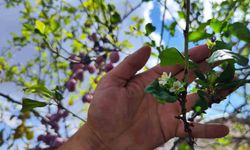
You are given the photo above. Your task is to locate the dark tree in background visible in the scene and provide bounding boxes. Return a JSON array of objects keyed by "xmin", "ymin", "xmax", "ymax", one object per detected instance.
[{"xmin": 0, "ymin": 0, "xmax": 249, "ymax": 149}]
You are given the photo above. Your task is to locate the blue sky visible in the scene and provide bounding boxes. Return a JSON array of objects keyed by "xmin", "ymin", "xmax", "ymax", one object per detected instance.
[
  {"xmin": 0, "ymin": 0, "xmax": 249, "ymax": 149},
  {"xmin": 150, "ymin": 1, "xmax": 184, "ymax": 51}
]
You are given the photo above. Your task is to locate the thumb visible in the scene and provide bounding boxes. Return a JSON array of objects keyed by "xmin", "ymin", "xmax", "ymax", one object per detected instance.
[{"xmin": 108, "ymin": 46, "xmax": 151, "ymax": 86}]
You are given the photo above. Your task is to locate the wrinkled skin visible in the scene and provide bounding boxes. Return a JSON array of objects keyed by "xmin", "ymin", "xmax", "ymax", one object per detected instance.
[{"xmin": 60, "ymin": 45, "xmax": 229, "ymax": 150}]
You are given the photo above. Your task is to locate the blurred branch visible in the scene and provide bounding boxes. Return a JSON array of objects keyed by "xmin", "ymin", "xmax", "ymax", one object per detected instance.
[
  {"xmin": 158, "ymin": 0, "xmax": 183, "ymax": 30},
  {"xmin": 0, "ymin": 92, "xmax": 46, "ymax": 120},
  {"xmin": 43, "ymin": 39, "xmax": 70, "ymax": 61},
  {"xmin": 0, "ymin": 93, "xmax": 22, "ymax": 105},
  {"xmin": 121, "ymin": 1, "xmax": 143, "ymax": 22},
  {"xmin": 0, "ymin": 92, "xmax": 86, "ymax": 122},
  {"xmin": 57, "ymin": 103, "xmax": 86, "ymax": 122},
  {"xmin": 207, "ymin": 113, "xmax": 250, "ymax": 125},
  {"xmin": 239, "ymin": 43, "xmax": 250, "ymax": 54}
]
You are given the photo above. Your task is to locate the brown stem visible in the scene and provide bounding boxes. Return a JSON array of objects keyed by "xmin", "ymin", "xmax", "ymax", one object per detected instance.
[{"xmin": 178, "ymin": 0, "xmax": 195, "ymax": 149}]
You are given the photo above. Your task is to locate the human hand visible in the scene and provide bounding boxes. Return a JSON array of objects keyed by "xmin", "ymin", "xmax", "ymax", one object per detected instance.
[{"xmin": 59, "ymin": 45, "xmax": 229, "ymax": 150}]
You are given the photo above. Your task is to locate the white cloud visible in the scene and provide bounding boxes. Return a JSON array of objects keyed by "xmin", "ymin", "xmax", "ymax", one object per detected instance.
[
  {"xmin": 203, "ymin": 0, "xmax": 212, "ymax": 21},
  {"xmin": 158, "ymin": 0, "xmax": 227, "ymax": 31},
  {"xmin": 203, "ymin": 0, "xmax": 226, "ymax": 21},
  {"xmin": 142, "ymin": 1, "xmax": 165, "ymax": 46},
  {"xmin": 159, "ymin": 0, "xmax": 185, "ymax": 30},
  {"xmin": 233, "ymin": 9, "xmax": 244, "ymax": 22},
  {"xmin": 142, "ymin": 1, "xmax": 154, "ymax": 24},
  {"xmin": 160, "ymin": 0, "xmax": 180, "ymax": 20}
]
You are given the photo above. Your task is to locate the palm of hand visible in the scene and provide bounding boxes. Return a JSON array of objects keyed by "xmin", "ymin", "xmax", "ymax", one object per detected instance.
[{"xmin": 87, "ymin": 46, "xmax": 229, "ymax": 150}]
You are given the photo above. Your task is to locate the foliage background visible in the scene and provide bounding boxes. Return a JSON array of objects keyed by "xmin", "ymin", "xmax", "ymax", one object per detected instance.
[{"xmin": 0, "ymin": 0, "xmax": 249, "ymax": 149}]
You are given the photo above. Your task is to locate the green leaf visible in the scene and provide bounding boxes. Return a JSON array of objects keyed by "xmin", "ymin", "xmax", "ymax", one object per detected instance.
[
  {"xmin": 216, "ymin": 79, "xmax": 250, "ymax": 89},
  {"xmin": 230, "ymin": 22, "xmax": 250, "ymax": 42},
  {"xmin": 213, "ymin": 41, "xmax": 232, "ymax": 51},
  {"xmin": 207, "ymin": 49, "xmax": 249, "ymax": 66},
  {"xmin": 192, "ymin": 90, "xmax": 209, "ymax": 113},
  {"xmin": 24, "ymin": 84, "xmax": 54, "ymax": 98},
  {"xmin": 210, "ymin": 18, "xmax": 223, "ymax": 33},
  {"xmin": 189, "ymin": 31, "xmax": 211, "ymax": 42},
  {"xmin": 25, "ymin": 130, "xmax": 34, "ymax": 140},
  {"xmin": 178, "ymin": 11, "xmax": 186, "ymax": 19},
  {"xmin": 196, "ymin": 79, "xmax": 209, "ymax": 87},
  {"xmin": 216, "ymin": 62, "xmax": 235, "ymax": 83},
  {"xmin": 23, "ymin": 23, "xmax": 35, "ymax": 31},
  {"xmin": 53, "ymin": 86, "xmax": 64, "ymax": 101},
  {"xmin": 194, "ymin": 71, "xmax": 207, "ymax": 82},
  {"xmin": 159, "ymin": 47, "xmax": 184, "ymax": 66},
  {"xmin": 145, "ymin": 80, "xmax": 177, "ymax": 103},
  {"xmin": 179, "ymin": 143, "xmax": 190, "ymax": 150},
  {"xmin": 110, "ymin": 12, "xmax": 121, "ymax": 24},
  {"xmin": 165, "ymin": 22, "xmax": 177, "ymax": 36},
  {"xmin": 145, "ymin": 23, "xmax": 156, "ymax": 36},
  {"xmin": 207, "ymin": 39, "xmax": 216, "ymax": 49},
  {"xmin": 217, "ymin": 137, "xmax": 231, "ymax": 145},
  {"xmin": 35, "ymin": 20, "xmax": 46, "ymax": 34},
  {"xmin": 21, "ymin": 98, "xmax": 47, "ymax": 112},
  {"xmin": 188, "ymin": 59, "xmax": 199, "ymax": 69},
  {"xmin": 207, "ymin": 71, "xmax": 218, "ymax": 85}
]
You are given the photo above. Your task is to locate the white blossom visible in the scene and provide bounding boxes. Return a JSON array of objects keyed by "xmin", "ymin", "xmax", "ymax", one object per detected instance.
[
  {"xmin": 158, "ymin": 72, "xmax": 172, "ymax": 86},
  {"xmin": 169, "ymin": 80, "xmax": 184, "ymax": 93}
]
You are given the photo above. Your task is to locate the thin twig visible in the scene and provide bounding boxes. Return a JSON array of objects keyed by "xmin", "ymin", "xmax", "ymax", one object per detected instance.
[
  {"xmin": 57, "ymin": 103, "xmax": 86, "ymax": 122},
  {"xmin": 159, "ymin": 0, "xmax": 167, "ymax": 45},
  {"xmin": 0, "ymin": 93, "xmax": 22, "ymax": 105},
  {"xmin": 121, "ymin": 2, "xmax": 143, "ymax": 22},
  {"xmin": 158, "ymin": 0, "xmax": 184, "ymax": 30}
]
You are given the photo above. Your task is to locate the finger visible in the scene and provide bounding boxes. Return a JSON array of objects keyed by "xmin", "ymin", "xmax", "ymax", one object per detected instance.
[
  {"xmin": 176, "ymin": 122, "xmax": 229, "ymax": 138},
  {"xmin": 148, "ymin": 45, "xmax": 210, "ymax": 76},
  {"xmin": 138, "ymin": 45, "xmax": 210, "ymax": 87},
  {"xmin": 174, "ymin": 61, "xmax": 211, "ymax": 83},
  {"xmin": 174, "ymin": 60, "xmax": 223, "ymax": 83},
  {"xmin": 108, "ymin": 46, "xmax": 151, "ymax": 85},
  {"xmin": 185, "ymin": 87, "xmax": 236, "ymax": 112},
  {"xmin": 185, "ymin": 93, "xmax": 199, "ymax": 112}
]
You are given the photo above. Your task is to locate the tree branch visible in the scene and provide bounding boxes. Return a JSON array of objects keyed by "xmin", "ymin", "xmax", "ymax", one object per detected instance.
[
  {"xmin": 121, "ymin": 2, "xmax": 143, "ymax": 22},
  {"xmin": 178, "ymin": 0, "xmax": 194, "ymax": 149}
]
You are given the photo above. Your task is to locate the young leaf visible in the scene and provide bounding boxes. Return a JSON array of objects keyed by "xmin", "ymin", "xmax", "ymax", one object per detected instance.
[
  {"xmin": 207, "ymin": 39, "xmax": 216, "ymax": 49},
  {"xmin": 145, "ymin": 23, "xmax": 156, "ymax": 36},
  {"xmin": 193, "ymin": 97, "xmax": 208, "ymax": 113},
  {"xmin": 207, "ymin": 49, "xmax": 249, "ymax": 66},
  {"xmin": 159, "ymin": 47, "xmax": 184, "ymax": 66},
  {"xmin": 213, "ymin": 41, "xmax": 232, "ymax": 51},
  {"xmin": 165, "ymin": 22, "xmax": 177, "ymax": 36},
  {"xmin": 216, "ymin": 79, "xmax": 250, "ymax": 90},
  {"xmin": 24, "ymin": 84, "xmax": 54, "ymax": 98},
  {"xmin": 189, "ymin": 31, "xmax": 211, "ymax": 42},
  {"xmin": 21, "ymin": 98, "xmax": 47, "ymax": 112},
  {"xmin": 230, "ymin": 22, "xmax": 250, "ymax": 42},
  {"xmin": 53, "ymin": 86, "xmax": 64, "ymax": 101},
  {"xmin": 216, "ymin": 62, "xmax": 235, "ymax": 83},
  {"xmin": 210, "ymin": 18, "xmax": 223, "ymax": 33},
  {"xmin": 110, "ymin": 12, "xmax": 121, "ymax": 24},
  {"xmin": 35, "ymin": 20, "xmax": 46, "ymax": 34}
]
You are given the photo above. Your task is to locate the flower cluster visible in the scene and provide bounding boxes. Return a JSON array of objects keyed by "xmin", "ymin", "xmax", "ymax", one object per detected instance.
[{"xmin": 158, "ymin": 72, "xmax": 185, "ymax": 94}]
